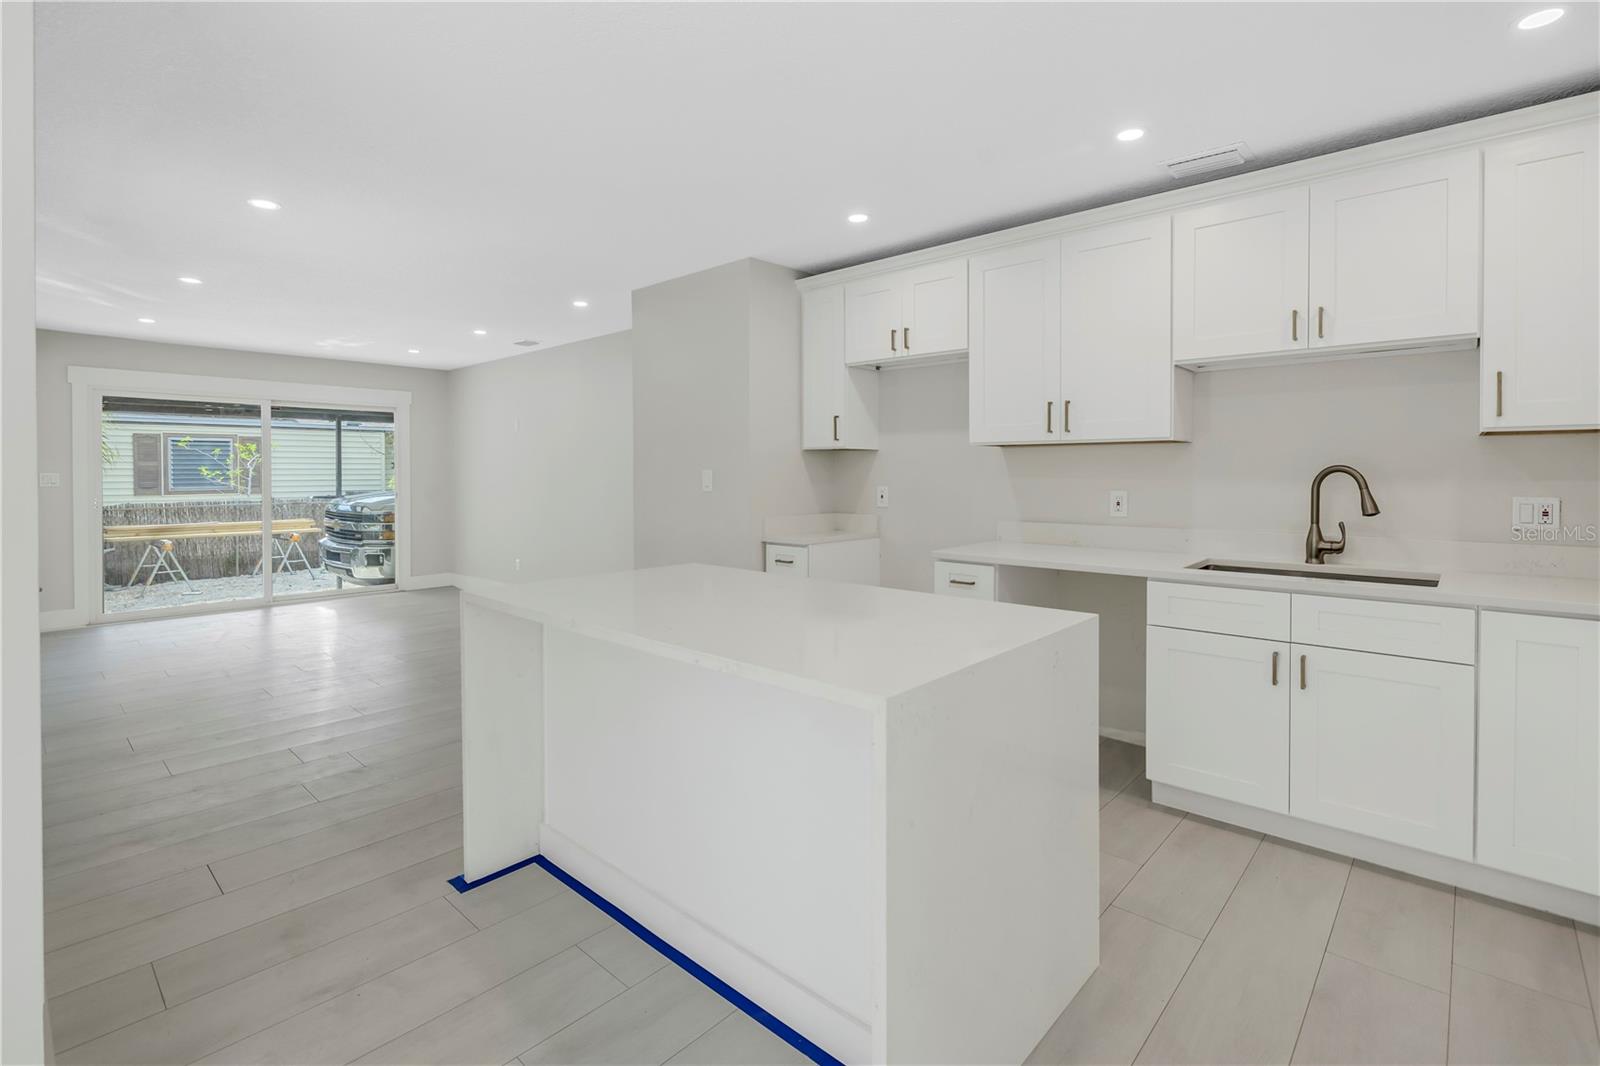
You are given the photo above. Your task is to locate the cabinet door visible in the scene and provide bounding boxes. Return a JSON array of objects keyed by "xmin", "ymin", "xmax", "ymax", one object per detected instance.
[
  {"xmin": 1308, "ymin": 151, "xmax": 1480, "ymax": 350},
  {"xmin": 1061, "ymin": 216, "xmax": 1175, "ymax": 441},
  {"xmin": 1146, "ymin": 626, "xmax": 1289, "ymax": 811},
  {"xmin": 801, "ymin": 286, "xmax": 844, "ymax": 450},
  {"xmin": 1173, "ymin": 187, "xmax": 1308, "ymax": 362},
  {"xmin": 843, "ymin": 275, "xmax": 904, "ymax": 366},
  {"xmin": 1290, "ymin": 646, "xmax": 1474, "ymax": 860},
  {"xmin": 1481, "ymin": 122, "xmax": 1600, "ymax": 432},
  {"xmin": 1478, "ymin": 612, "xmax": 1599, "ymax": 894},
  {"xmin": 902, "ymin": 258, "xmax": 968, "ymax": 358},
  {"xmin": 968, "ymin": 239, "xmax": 1061, "ymax": 444}
]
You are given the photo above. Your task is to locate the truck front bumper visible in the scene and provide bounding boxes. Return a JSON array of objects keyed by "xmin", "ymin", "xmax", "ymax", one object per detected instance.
[{"xmin": 319, "ymin": 536, "xmax": 395, "ymax": 585}]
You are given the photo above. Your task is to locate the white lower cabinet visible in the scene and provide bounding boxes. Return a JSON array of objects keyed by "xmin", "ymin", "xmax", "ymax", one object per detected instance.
[
  {"xmin": 932, "ymin": 560, "xmax": 996, "ymax": 600},
  {"xmin": 1289, "ymin": 645, "xmax": 1475, "ymax": 860},
  {"xmin": 1146, "ymin": 626, "xmax": 1289, "ymax": 812},
  {"xmin": 764, "ymin": 544, "xmax": 808, "ymax": 577},
  {"xmin": 1477, "ymin": 612, "xmax": 1599, "ymax": 894}
]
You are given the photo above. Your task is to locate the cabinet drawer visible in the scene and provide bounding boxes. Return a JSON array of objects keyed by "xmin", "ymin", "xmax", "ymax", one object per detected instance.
[
  {"xmin": 933, "ymin": 560, "xmax": 996, "ymax": 600},
  {"xmin": 764, "ymin": 544, "xmax": 809, "ymax": 577},
  {"xmin": 1291, "ymin": 594, "xmax": 1475, "ymax": 664},
  {"xmin": 1147, "ymin": 581, "xmax": 1290, "ymax": 641}
]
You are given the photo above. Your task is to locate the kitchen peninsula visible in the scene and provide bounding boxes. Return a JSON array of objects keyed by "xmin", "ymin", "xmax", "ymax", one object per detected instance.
[{"xmin": 458, "ymin": 564, "xmax": 1099, "ymax": 1065}]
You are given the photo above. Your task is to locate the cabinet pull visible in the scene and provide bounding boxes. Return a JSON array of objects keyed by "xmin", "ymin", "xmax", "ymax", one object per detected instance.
[
  {"xmin": 1496, "ymin": 371, "xmax": 1504, "ymax": 417},
  {"xmin": 832, "ymin": 414, "xmax": 839, "ymax": 442},
  {"xmin": 903, "ymin": 326, "xmax": 910, "ymax": 351},
  {"xmin": 1299, "ymin": 654, "xmax": 1307, "ymax": 690},
  {"xmin": 774, "ymin": 557, "xmax": 795, "ymax": 565},
  {"xmin": 1046, "ymin": 400, "xmax": 1053, "ymax": 433},
  {"xmin": 1271, "ymin": 651, "xmax": 1279, "ymax": 686},
  {"xmin": 889, "ymin": 329, "xmax": 897, "ymax": 353},
  {"xmin": 1292, "ymin": 308, "xmax": 1299, "ymax": 342},
  {"xmin": 949, "ymin": 578, "xmax": 977, "ymax": 587},
  {"xmin": 1064, "ymin": 399, "xmax": 1071, "ymax": 433},
  {"xmin": 1317, "ymin": 305, "xmax": 1326, "ymax": 339}
]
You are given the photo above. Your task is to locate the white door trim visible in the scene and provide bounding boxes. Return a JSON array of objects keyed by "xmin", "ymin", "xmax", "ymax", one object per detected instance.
[{"xmin": 67, "ymin": 365, "xmax": 413, "ymax": 625}]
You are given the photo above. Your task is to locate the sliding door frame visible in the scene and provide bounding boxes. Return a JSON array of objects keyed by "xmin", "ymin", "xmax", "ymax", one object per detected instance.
[{"xmin": 67, "ymin": 366, "xmax": 412, "ymax": 626}]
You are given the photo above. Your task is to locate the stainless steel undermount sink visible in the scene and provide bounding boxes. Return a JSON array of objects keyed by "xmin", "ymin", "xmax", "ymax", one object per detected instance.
[{"xmin": 1186, "ymin": 559, "xmax": 1441, "ymax": 588}]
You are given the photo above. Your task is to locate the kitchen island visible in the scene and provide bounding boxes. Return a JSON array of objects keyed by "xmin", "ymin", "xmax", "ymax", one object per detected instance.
[{"xmin": 459, "ymin": 564, "xmax": 1098, "ymax": 1065}]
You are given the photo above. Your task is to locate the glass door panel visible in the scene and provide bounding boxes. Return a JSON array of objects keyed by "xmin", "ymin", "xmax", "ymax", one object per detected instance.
[
  {"xmin": 268, "ymin": 406, "xmax": 396, "ymax": 599},
  {"xmin": 100, "ymin": 396, "xmax": 265, "ymax": 615}
]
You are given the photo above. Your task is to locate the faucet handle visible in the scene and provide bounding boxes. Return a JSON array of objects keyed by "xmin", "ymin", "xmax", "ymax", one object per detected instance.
[{"xmin": 1330, "ymin": 521, "xmax": 1347, "ymax": 553}]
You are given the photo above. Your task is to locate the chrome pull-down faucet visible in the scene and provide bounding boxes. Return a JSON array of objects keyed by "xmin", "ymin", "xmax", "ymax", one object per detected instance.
[{"xmin": 1306, "ymin": 465, "xmax": 1380, "ymax": 564}]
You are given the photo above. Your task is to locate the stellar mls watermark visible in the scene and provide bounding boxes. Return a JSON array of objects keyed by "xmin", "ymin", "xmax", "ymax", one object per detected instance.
[{"xmin": 1512, "ymin": 524, "xmax": 1598, "ymax": 543}]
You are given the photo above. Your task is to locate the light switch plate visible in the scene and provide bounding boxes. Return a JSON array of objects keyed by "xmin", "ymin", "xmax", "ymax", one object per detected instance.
[
  {"xmin": 876, "ymin": 486, "xmax": 889, "ymax": 508},
  {"xmin": 38, "ymin": 472, "xmax": 61, "ymax": 488},
  {"xmin": 1109, "ymin": 490, "xmax": 1128, "ymax": 518},
  {"xmin": 1511, "ymin": 496, "xmax": 1559, "ymax": 534}
]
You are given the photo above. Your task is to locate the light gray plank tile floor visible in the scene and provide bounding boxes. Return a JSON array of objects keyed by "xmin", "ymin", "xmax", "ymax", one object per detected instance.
[{"xmin": 43, "ymin": 592, "xmax": 1600, "ymax": 1065}]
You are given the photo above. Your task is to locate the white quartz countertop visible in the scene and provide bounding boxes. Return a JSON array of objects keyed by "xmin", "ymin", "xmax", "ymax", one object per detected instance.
[
  {"xmin": 461, "ymin": 563, "xmax": 1092, "ymax": 710},
  {"xmin": 933, "ymin": 540, "xmax": 1600, "ymax": 619},
  {"xmin": 763, "ymin": 530, "xmax": 879, "ymax": 547}
]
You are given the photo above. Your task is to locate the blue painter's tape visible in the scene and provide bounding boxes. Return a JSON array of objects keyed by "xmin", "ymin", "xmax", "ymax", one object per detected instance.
[
  {"xmin": 529, "ymin": 855, "xmax": 844, "ymax": 1066},
  {"xmin": 446, "ymin": 853, "xmax": 542, "ymax": 893}
]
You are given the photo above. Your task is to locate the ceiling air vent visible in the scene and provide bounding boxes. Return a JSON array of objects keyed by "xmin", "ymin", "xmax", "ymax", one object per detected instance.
[
  {"xmin": 1161, "ymin": 141, "xmax": 1254, "ymax": 180},
  {"xmin": 513, "ymin": 339, "xmax": 540, "ymax": 347}
]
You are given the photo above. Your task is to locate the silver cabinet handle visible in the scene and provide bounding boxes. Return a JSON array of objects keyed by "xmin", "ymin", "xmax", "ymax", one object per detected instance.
[
  {"xmin": 1046, "ymin": 400, "xmax": 1053, "ymax": 433},
  {"xmin": 1064, "ymin": 399, "xmax": 1071, "ymax": 433},
  {"xmin": 1271, "ymin": 651, "xmax": 1279, "ymax": 686},
  {"xmin": 774, "ymin": 557, "xmax": 795, "ymax": 565},
  {"xmin": 1300, "ymin": 654, "xmax": 1308, "ymax": 690},
  {"xmin": 1317, "ymin": 305, "xmax": 1326, "ymax": 339},
  {"xmin": 902, "ymin": 326, "xmax": 910, "ymax": 351},
  {"xmin": 1292, "ymin": 308, "xmax": 1299, "ymax": 342},
  {"xmin": 1496, "ymin": 371, "xmax": 1504, "ymax": 417},
  {"xmin": 832, "ymin": 414, "xmax": 839, "ymax": 442},
  {"xmin": 949, "ymin": 578, "xmax": 977, "ymax": 587},
  {"xmin": 889, "ymin": 329, "xmax": 897, "ymax": 353}
]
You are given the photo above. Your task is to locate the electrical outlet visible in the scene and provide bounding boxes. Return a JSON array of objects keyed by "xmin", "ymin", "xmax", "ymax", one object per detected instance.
[
  {"xmin": 1109, "ymin": 490, "xmax": 1128, "ymax": 518},
  {"xmin": 37, "ymin": 472, "xmax": 60, "ymax": 488},
  {"xmin": 514, "ymin": 558, "xmax": 521, "ymax": 573},
  {"xmin": 876, "ymin": 485, "xmax": 889, "ymax": 508},
  {"xmin": 701, "ymin": 469, "xmax": 713, "ymax": 493},
  {"xmin": 1511, "ymin": 496, "xmax": 1560, "ymax": 534}
]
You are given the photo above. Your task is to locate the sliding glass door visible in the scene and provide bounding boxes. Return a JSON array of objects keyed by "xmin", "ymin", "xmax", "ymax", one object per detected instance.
[
  {"xmin": 100, "ymin": 395, "xmax": 267, "ymax": 615},
  {"xmin": 96, "ymin": 394, "xmax": 401, "ymax": 618}
]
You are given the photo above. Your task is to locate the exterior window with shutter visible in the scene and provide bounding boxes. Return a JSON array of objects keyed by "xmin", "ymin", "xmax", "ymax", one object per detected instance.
[{"xmin": 131, "ymin": 432, "xmax": 162, "ymax": 496}]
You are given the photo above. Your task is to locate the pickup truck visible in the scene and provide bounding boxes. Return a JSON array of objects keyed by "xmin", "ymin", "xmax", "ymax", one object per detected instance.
[{"xmin": 319, "ymin": 491, "xmax": 396, "ymax": 585}]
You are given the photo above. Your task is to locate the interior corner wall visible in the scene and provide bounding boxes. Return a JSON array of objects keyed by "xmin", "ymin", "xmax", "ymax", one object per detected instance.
[
  {"xmin": 448, "ymin": 330, "xmax": 633, "ymax": 583},
  {"xmin": 34, "ymin": 329, "xmax": 456, "ymax": 614},
  {"xmin": 2, "ymin": 3, "xmax": 46, "ymax": 1062}
]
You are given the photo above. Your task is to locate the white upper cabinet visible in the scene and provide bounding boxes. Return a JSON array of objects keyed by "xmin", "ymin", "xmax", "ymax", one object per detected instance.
[
  {"xmin": 843, "ymin": 256, "xmax": 968, "ymax": 367},
  {"xmin": 1477, "ymin": 611, "xmax": 1599, "ymax": 895},
  {"xmin": 1173, "ymin": 187, "xmax": 1309, "ymax": 363},
  {"xmin": 1480, "ymin": 121, "xmax": 1600, "ymax": 432},
  {"xmin": 1308, "ymin": 150, "xmax": 1481, "ymax": 350},
  {"xmin": 1060, "ymin": 216, "xmax": 1190, "ymax": 442},
  {"xmin": 968, "ymin": 239, "xmax": 1061, "ymax": 444},
  {"xmin": 801, "ymin": 286, "xmax": 878, "ymax": 450}
]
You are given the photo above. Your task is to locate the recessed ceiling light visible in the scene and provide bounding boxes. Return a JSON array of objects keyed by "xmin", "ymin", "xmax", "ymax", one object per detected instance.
[
  {"xmin": 472, "ymin": 329, "xmax": 487, "ymax": 335},
  {"xmin": 136, "ymin": 317, "xmax": 155, "ymax": 324},
  {"xmin": 246, "ymin": 198, "xmax": 281, "ymax": 211},
  {"xmin": 1116, "ymin": 128, "xmax": 1146, "ymax": 142},
  {"xmin": 572, "ymin": 299, "xmax": 589, "ymax": 309},
  {"xmin": 407, "ymin": 348, "xmax": 420, "ymax": 354},
  {"xmin": 177, "ymin": 276, "xmax": 202, "ymax": 285},
  {"xmin": 847, "ymin": 213, "xmax": 870, "ymax": 224},
  {"xmin": 1517, "ymin": 7, "xmax": 1564, "ymax": 28}
]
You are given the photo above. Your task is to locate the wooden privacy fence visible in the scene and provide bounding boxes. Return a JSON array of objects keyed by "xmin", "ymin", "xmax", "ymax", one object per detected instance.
[{"xmin": 101, "ymin": 499, "xmax": 330, "ymax": 585}]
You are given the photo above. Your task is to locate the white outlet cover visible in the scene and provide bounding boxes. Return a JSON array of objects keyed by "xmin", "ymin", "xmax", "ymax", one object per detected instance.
[
  {"xmin": 700, "ymin": 469, "xmax": 713, "ymax": 493},
  {"xmin": 1109, "ymin": 490, "xmax": 1128, "ymax": 518},
  {"xmin": 38, "ymin": 472, "xmax": 61, "ymax": 488},
  {"xmin": 1511, "ymin": 496, "xmax": 1560, "ymax": 531},
  {"xmin": 876, "ymin": 486, "xmax": 889, "ymax": 507}
]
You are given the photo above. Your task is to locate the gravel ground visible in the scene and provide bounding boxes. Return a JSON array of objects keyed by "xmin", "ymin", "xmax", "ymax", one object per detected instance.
[{"xmin": 104, "ymin": 570, "xmax": 367, "ymax": 613}]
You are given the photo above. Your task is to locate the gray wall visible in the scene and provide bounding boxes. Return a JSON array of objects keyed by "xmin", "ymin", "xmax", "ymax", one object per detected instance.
[
  {"xmin": 35, "ymin": 329, "xmax": 456, "ymax": 612},
  {"xmin": 831, "ymin": 350, "xmax": 1600, "ymax": 592},
  {"xmin": 451, "ymin": 330, "xmax": 633, "ymax": 582},
  {"xmin": 632, "ymin": 258, "xmax": 831, "ymax": 570}
]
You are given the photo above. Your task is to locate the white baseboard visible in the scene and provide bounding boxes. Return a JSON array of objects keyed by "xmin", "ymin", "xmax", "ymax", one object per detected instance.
[
  {"xmin": 40, "ymin": 608, "xmax": 88, "ymax": 633},
  {"xmin": 398, "ymin": 572, "xmax": 463, "ymax": 591},
  {"xmin": 1099, "ymin": 726, "xmax": 1145, "ymax": 746}
]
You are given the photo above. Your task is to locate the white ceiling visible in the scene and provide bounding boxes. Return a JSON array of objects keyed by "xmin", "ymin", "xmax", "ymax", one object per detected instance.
[{"xmin": 36, "ymin": 2, "xmax": 1600, "ymax": 370}]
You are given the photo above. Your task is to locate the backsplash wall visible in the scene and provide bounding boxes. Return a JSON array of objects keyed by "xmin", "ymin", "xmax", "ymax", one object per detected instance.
[{"xmin": 829, "ymin": 350, "xmax": 1600, "ymax": 592}]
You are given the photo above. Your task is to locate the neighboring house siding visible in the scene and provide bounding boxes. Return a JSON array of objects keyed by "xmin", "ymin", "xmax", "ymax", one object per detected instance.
[{"xmin": 101, "ymin": 420, "xmax": 390, "ymax": 503}]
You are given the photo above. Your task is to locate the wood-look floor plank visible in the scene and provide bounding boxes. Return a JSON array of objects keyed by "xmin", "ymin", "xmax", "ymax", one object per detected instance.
[
  {"xmin": 45, "ymin": 867, "xmax": 220, "ymax": 952},
  {"xmin": 47, "ymin": 966, "xmax": 166, "ymax": 1054}
]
